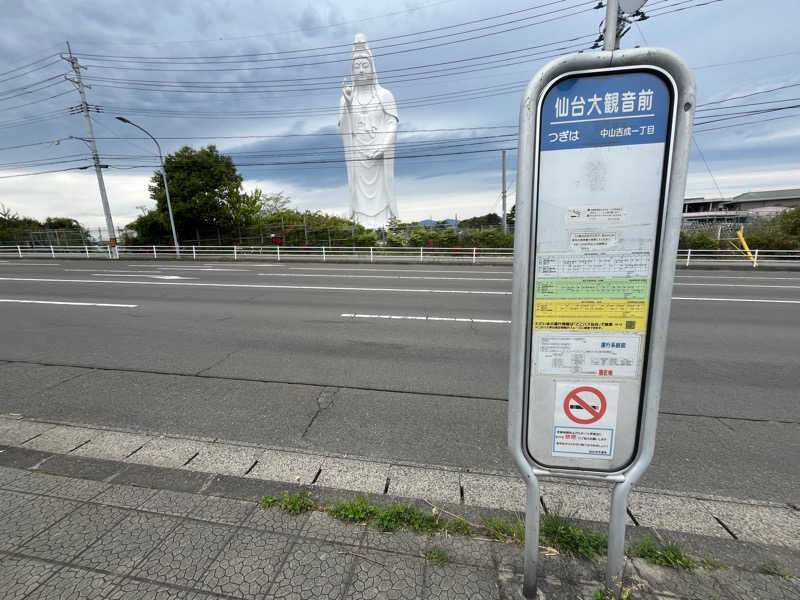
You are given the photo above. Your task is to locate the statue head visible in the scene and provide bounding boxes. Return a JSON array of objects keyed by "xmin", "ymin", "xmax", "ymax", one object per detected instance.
[{"xmin": 351, "ymin": 33, "xmax": 377, "ymax": 86}]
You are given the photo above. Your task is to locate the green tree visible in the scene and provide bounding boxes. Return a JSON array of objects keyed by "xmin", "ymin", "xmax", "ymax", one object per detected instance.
[
  {"xmin": 148, "ymin": 145, "xmax": 243, "ymax": 242},
  {"xmin": 458, "ymin": 212, "xmax": 502, "ymax": 229}
]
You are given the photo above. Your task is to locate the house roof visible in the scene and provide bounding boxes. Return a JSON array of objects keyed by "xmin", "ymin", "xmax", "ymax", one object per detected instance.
[{"xmin": 729, "ymin": 188, "xmax": 800, "ymax": 204}]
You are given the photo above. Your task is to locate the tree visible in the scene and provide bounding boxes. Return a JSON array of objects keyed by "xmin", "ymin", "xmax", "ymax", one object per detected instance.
[
  {"xmin": 147, "ymin": 145, "xmax": 243, "ymax": 242},
  {"xmin": 458, "ymin": 212, "xmax": 502, "ymax": 229},
  {"xmin": 221, "ymin": 185, "xmax": 264, "ymax": 243},
  {"xmin": 506, "ymin": 204, "xmax": 515, "ymax": 226},
  {"xmin": 258, "ymin": 191, "xmax": 291, "ymax": 217}
]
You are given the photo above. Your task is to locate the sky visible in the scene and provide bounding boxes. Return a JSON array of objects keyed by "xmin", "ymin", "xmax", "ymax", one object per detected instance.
[{"xmin": 1, "ymin": 0, "xmax": 799, "ymax": 231}]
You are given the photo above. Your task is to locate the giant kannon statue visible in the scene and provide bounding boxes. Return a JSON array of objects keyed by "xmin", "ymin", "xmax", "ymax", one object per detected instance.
[{"xmin": 339, "ymin": 33, "xmax": 399, "ymax": 229}]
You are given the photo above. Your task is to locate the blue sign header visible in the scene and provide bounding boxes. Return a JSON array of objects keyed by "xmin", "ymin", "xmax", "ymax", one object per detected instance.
[{"xmin": 540, "ymin": 71, "xmax": 671, "ymax": 151}]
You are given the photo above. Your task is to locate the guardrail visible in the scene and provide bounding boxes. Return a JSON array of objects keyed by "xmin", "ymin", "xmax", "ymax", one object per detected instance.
[
  {"xmin": 678, "ymin": 248, "xmax": 800, "ymax": 267},
  {"xmin": 0, "ymin": 244, "xmax": 514, "ymax": 264},
  {"xmin": 3, "ymin": 245, "xmax": 800, "ymax": 266}
]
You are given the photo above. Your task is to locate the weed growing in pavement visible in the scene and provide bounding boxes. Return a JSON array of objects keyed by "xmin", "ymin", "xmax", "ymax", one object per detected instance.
[
  {"xmin": 259, "ymin": 491, "xmax": 317, "ymax": 514},
  {"xmin": 539, "ymin": 513, "xmax": 607, "ymax": 560},
  {"xmin": 759, "ymin": 560, "xmax": 792, "ymax": 579},
  {"xmin": 328, "ymin": 495, "xmax": 378, "ymax": 523},
  {"xmin": 376, "ymin": 502, "xmax": 439, "ymax": 532},
  {"xmin": 425, "ymin": 546, "xmax": 451, "ymax": 565},
  {"xmin": 698, "ymin": 557, "xmax": 726, "ymax": 570},
  {"xmin": 482, "ymin": 515, "xmax": 526, "ymax": 542},
  {"xmin": 629, "ymin": 534, "xmax": 694, "ymax": 570},
  {"xmin": 593, "ymin": 580, "xmax": 643, "ymax": 600},
  {"xmin": 444, "ymin": 517, "xmax": 474, "ymax": 536}
]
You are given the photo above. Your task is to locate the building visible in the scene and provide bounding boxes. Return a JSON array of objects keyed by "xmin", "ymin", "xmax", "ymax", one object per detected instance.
[{"xmin": 682, "ymin": 188, "xmax": 800, "ymax": 231}]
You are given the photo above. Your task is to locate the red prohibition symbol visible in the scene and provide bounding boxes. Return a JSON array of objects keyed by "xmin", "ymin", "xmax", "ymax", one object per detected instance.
[{"xmin": 563, "ymin": 386, "xmax": 607, "ymax": 424}]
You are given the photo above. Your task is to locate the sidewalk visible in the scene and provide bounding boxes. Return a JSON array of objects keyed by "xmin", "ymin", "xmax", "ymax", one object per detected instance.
[{"xmin": 0, "ymin": 449, "xmax": 798, "ymax": 599}]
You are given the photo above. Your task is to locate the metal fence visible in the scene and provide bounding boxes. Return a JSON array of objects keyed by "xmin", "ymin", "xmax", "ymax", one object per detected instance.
[
  {"xmin": 0, "ymin": 244, "xmax": 514, "ymax": 263},
  {"xmin": 3, "ymin": 244, "xmax": 800, "ymax": 266}
]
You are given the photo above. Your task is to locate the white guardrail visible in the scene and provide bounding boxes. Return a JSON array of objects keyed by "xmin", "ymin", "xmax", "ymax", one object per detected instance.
[
  {"xmin": 2, "ymin": 245, "xmax": 800, "ymax": 266},
  {"xmin": 0, "ymin": 244, "xmax": 513, "ymax": 263}
]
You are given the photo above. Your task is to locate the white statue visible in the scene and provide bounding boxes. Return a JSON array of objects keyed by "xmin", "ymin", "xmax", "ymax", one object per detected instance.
[{"xmin": 339, "ymin": 33, "xmax": 399, "ymax": 229}]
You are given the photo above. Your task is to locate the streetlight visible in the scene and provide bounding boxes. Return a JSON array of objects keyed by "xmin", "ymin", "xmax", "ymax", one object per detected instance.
[{"xmin": 115, "ymin": 116, "xmax": 180, "ymax": 257}]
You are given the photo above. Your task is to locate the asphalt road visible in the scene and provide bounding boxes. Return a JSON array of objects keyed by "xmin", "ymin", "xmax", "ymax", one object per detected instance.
[{"xmin": 0, "ymin": 258, "xmax": 797, "ymax": 505}]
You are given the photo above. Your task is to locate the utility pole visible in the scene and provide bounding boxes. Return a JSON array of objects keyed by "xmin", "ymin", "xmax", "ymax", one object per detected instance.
[
  {"xmin": 604, "ymin": 0, "xmax": 621, "ymax": 51},
  {"xmin": 502, "ymin": 150, "xmax": 508, "ymax": 235},
  {"xmin": 62, "ymin": 42, "xmax": 118, "ymax": 258}
]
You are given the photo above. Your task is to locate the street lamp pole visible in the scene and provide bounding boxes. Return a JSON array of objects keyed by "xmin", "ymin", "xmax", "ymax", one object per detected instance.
[{"xmin": 115, "ymin": 116, "xmax": 180, "ymax": 257}]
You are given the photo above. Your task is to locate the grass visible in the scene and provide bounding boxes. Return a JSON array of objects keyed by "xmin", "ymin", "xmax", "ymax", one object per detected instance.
[
  {"xmin": 759, "ymin": 560, "xmax": 791, "ymax": 579},
  {"xmin": 539, "ymin": 513, "xmax": 607, "ymax": 560},
  {"xmin": 425, "ymin": 546, "xmax": 450, "ymax": 565},
  {"xmin": 629, "ymin": 534, "xmax": 694, "ymax": 570},
  {"xmin": 328, "ymin": 495, "xmax": 378, "ymax": 523},
  {"xmin": 259, "ymin": 491, "xmax": 317, "ymax": 514},
  {"xmin": 698, "ymin": 557, "xmax": 726, "ymax": 571},
  {"xmin": 482, "ymin": 515, "xmax": 525, "ymax": 542},
  {"xmin": 375, "ymin": 502, "xmax": 439, "ymax": 532}
]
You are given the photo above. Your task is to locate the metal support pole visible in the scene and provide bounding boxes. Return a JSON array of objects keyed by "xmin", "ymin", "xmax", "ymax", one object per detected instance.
[
  {"xmin": 192, "ymin": 245, "xmax": 196, "ymax": 260},
  {"xmin": 522, "ymin": 478, "xmax": 541, "ymax": 598},
  {"xmin": 502, "ymin": 150, "xmax": 508, "ymax": 235},
  {"xmin": 370, "ymin": 247, "xmax": 374, "ymax": 263},
  {"xmin": 322, "ymin": 246, "xmax": 326, "ymax": 262},
  {"xmin": 161, "ymin": 168, "xmax": 180, "ymax": 257},
  {"xmin": 606, "ymin": 480, "xmax": 633, "ymax": 590},
  {"xmin": 50, "ymin": 245, "xmax": 55, "ymax": 258},
  {"xmin": 473, "ymin": 247, "xmax": 477, "ymax": 264},
  {"xmin": 420, "ymin": 247, "xmax": 424, "ymax": 263},
  {"xmin": 153, "ymin": 245, "xmax": 157, "ymax": 259},
  {"xmin": 603, "ymin": 0, "xmax": 620, "ymax": 51},
  {"xmin": 17, "ymin": 245, "xmax": 22, "ymax": 258},
  {"xmin": 233, "ymin": 245, "xmax": 238, "ymax": 261},
  {"xmin": 277, "ymin": 245, "xmax": 281, "ymax": 262},
  {"xmin": 686, "ymin": 248, "xmax": 691, "ymax": 267},
  {"xmin": 753, "ymin": 248, "xmax": 759, "ymax": 267},
  {"xmin": 85, "ymin": 245, "xmax": 89, "ymax": 258},
  {"xmin": 63, "ymin": 43, "xmax": 118, "ymax": 258}
]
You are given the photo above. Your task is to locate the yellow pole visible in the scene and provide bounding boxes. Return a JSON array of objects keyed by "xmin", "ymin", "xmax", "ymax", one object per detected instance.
[{"xmin": 736, "ymin": 228, "xmax": 758, "ymax": 267}]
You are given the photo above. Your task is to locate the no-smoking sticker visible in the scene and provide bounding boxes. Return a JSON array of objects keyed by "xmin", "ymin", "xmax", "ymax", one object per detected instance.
[{"xmin": 553, "ymin": 382, "xmax": 619, "ymax": 458}]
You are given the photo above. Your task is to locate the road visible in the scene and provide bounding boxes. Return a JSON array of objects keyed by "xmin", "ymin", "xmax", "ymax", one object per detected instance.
[{"xmin": 0, "ymin": 258, "xmax": 797, "ymax": 505}]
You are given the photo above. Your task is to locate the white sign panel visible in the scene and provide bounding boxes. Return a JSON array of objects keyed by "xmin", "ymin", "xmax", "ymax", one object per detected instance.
[
  {"xmin": 534, "ymin": 332, "xmax": 641, "ymax": 377},
  {"xmin": 553, "ymin": 381, "xmax": 619, "ymax": 458}
]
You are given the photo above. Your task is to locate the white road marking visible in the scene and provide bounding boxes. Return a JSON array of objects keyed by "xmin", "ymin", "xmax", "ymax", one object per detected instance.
[
  {"xmin": 341, "ymin": 313, "xmax": 511, "ymax": 324},
  {"xmin": 65, "ymin": 269, "xmax": 163, "ymax": 274},
  {"xmin": 672, "ymin": 296, "xmax": 800, "ymax": 304},
  {"xmin": 0, "ymin": 262, "xmax": 61, "ymax": 266},
  {"xmin": 0, "ymin": 277, "xmax": 511, "ymax": 295},
  {"xmin": 0, "ymin": 299, "xmax": 138, "ymax": 308},
  {"xmin": 90, "ymin": 274, "xmax": 195, "ymax": 280},
  {"xmin": 258, "ymin": 272, "xmax": 510, "ymax": 282},
  {"xmin": 676, "ymin": 275, "xmax": 800, "ymax": 281},
  {"xmin": 270, "ymin": 266, "xmax": 513, "ymax": 275},
  {"xmin": 155, "ymin": 267, "xmax": 252, "ymax": 272},
  {"xmin": 674, "ymin": 282, "xmax": 800, "ymax": 289}
]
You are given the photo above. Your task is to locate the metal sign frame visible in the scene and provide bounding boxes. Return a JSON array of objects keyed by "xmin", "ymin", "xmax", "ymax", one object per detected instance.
[{"xmin": 508, "ymin": 47, "xmax": 695, "ymax": 596}]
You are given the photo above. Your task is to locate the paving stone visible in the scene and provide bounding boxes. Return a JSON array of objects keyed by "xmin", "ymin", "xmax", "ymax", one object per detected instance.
[
  {"xmin": 271, "ymin": 538, "xmax": 353, "ymax": 599},
  {"xmin": 199, "ymin": 528, "xmax": 291, "ymax": 599},
  {"xmin": 629, "ymin": 492, "xmax": 728, "ymax": 538},
  {"xmin": 4, "ymin": 471, "xmax": 65, "ymax": 495},
  {"xmin": 315, "ymin": 457, "xmax": 389, "ymax": 494},
  {"xmin": 25, "ymin": 566, "xmax": 118, "ymax": 599},
  {"xmin": 344, "ymin": 549, "xmax": 425, "ymax": 600},
  {"xmin": 140, "ymin": 489, "xmax": 205, "ymax": 517},
  {"xmin": 0, "ymin": 495, "xmax": 80, "ymax": 551},
  {"xmin": 246, "ymin": 448, "xmax": 323, "ymax": 484},
  {"xmin": 71, "ymin": 430, "xmax": 152, "ymax": 461},
  {"xmin": 427, "ymin": 532, "xmax": 498, "ymax": 570},
  {"xmin": 21, "ymin": 503, "xmax": 129, "ymax": 562},
  {"xmin": 241, "ymin": 505, "xmax": 311, "ymax": 536},
  {"xmin": 361, "ymin": 525, "xmax": 430, "ymax": 556},
  {"xmin": 22, "ymin": 426, "xmax": 95, "ymax": 454},
  {"xmin": 126, "ymin": 437, "xmax": 206, "ymax": 469},
  {"xmin": 94, "ymin": 484, "xmax": 158, "ymax": 509},
  {"xmin": 301, "ymin": 510, "xmax": 367, "ymax": 547},
  {"xmin": 106, "ymin": 578, "xmax": 215, "ymax": 599},
  {"xmin": 0, "ymin": 419, "xmax": 55, "ymax": 446},
  {"xmin": 0, "ymin": 555, "xmax": 58, "ymax": 600},
  {"xmin": 425, "ymin": 563, "xmax": 500, "ymax": 599},
  {"xmin": 132, "ymin": 520, "xmax": 235, "ymax": 588},
  {"xmin": 708, "ymin": 566, "xmax": 800, "ymax": 600},
  {"xmin": 701, "ymin": 500, "xmax": 800, "ymax": 549},
  {"xmin": 0, "ymin": 465, "xmax": 27, "ymax": 487},
  {"xmin": 46, "ymin": 477, "xmax": 110, "ymax": 501},
  {"xmin": 387, "ymin": 465, "xmax": 461, "ymax": 505},
  {"xmin": 0, "ymin": 489, "xmax": 30, "ymax": 518},
  {"xmin": 77, "ymin": 511, "xmax": 181, "ymax": 575},
  {"xmin": 633, "ymin": 557, "xmax": 736, "ymax": 598},
  {"xmin": 190, "ymin": 495, "xmax": 256, "ymax": 526},
  {"xmin": 492, "ymin": 540, "xmax": 524, "ymax": 573},
  {"xmin": 183, "ymin": 443, "xmax": 260, "ymax": 476},
  {"xmin": 461, "ymin": 473, "xmax": 525, "ymax": 512}
]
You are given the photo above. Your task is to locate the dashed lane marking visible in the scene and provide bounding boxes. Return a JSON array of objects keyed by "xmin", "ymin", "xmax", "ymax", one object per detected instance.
[
  {"xmin": 0, "ymin": 299, "xmax": 138, "ymax": 308},
  {"xmin": 341, "ymin": 313, "xmax": 511, "ymax": 324}
]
